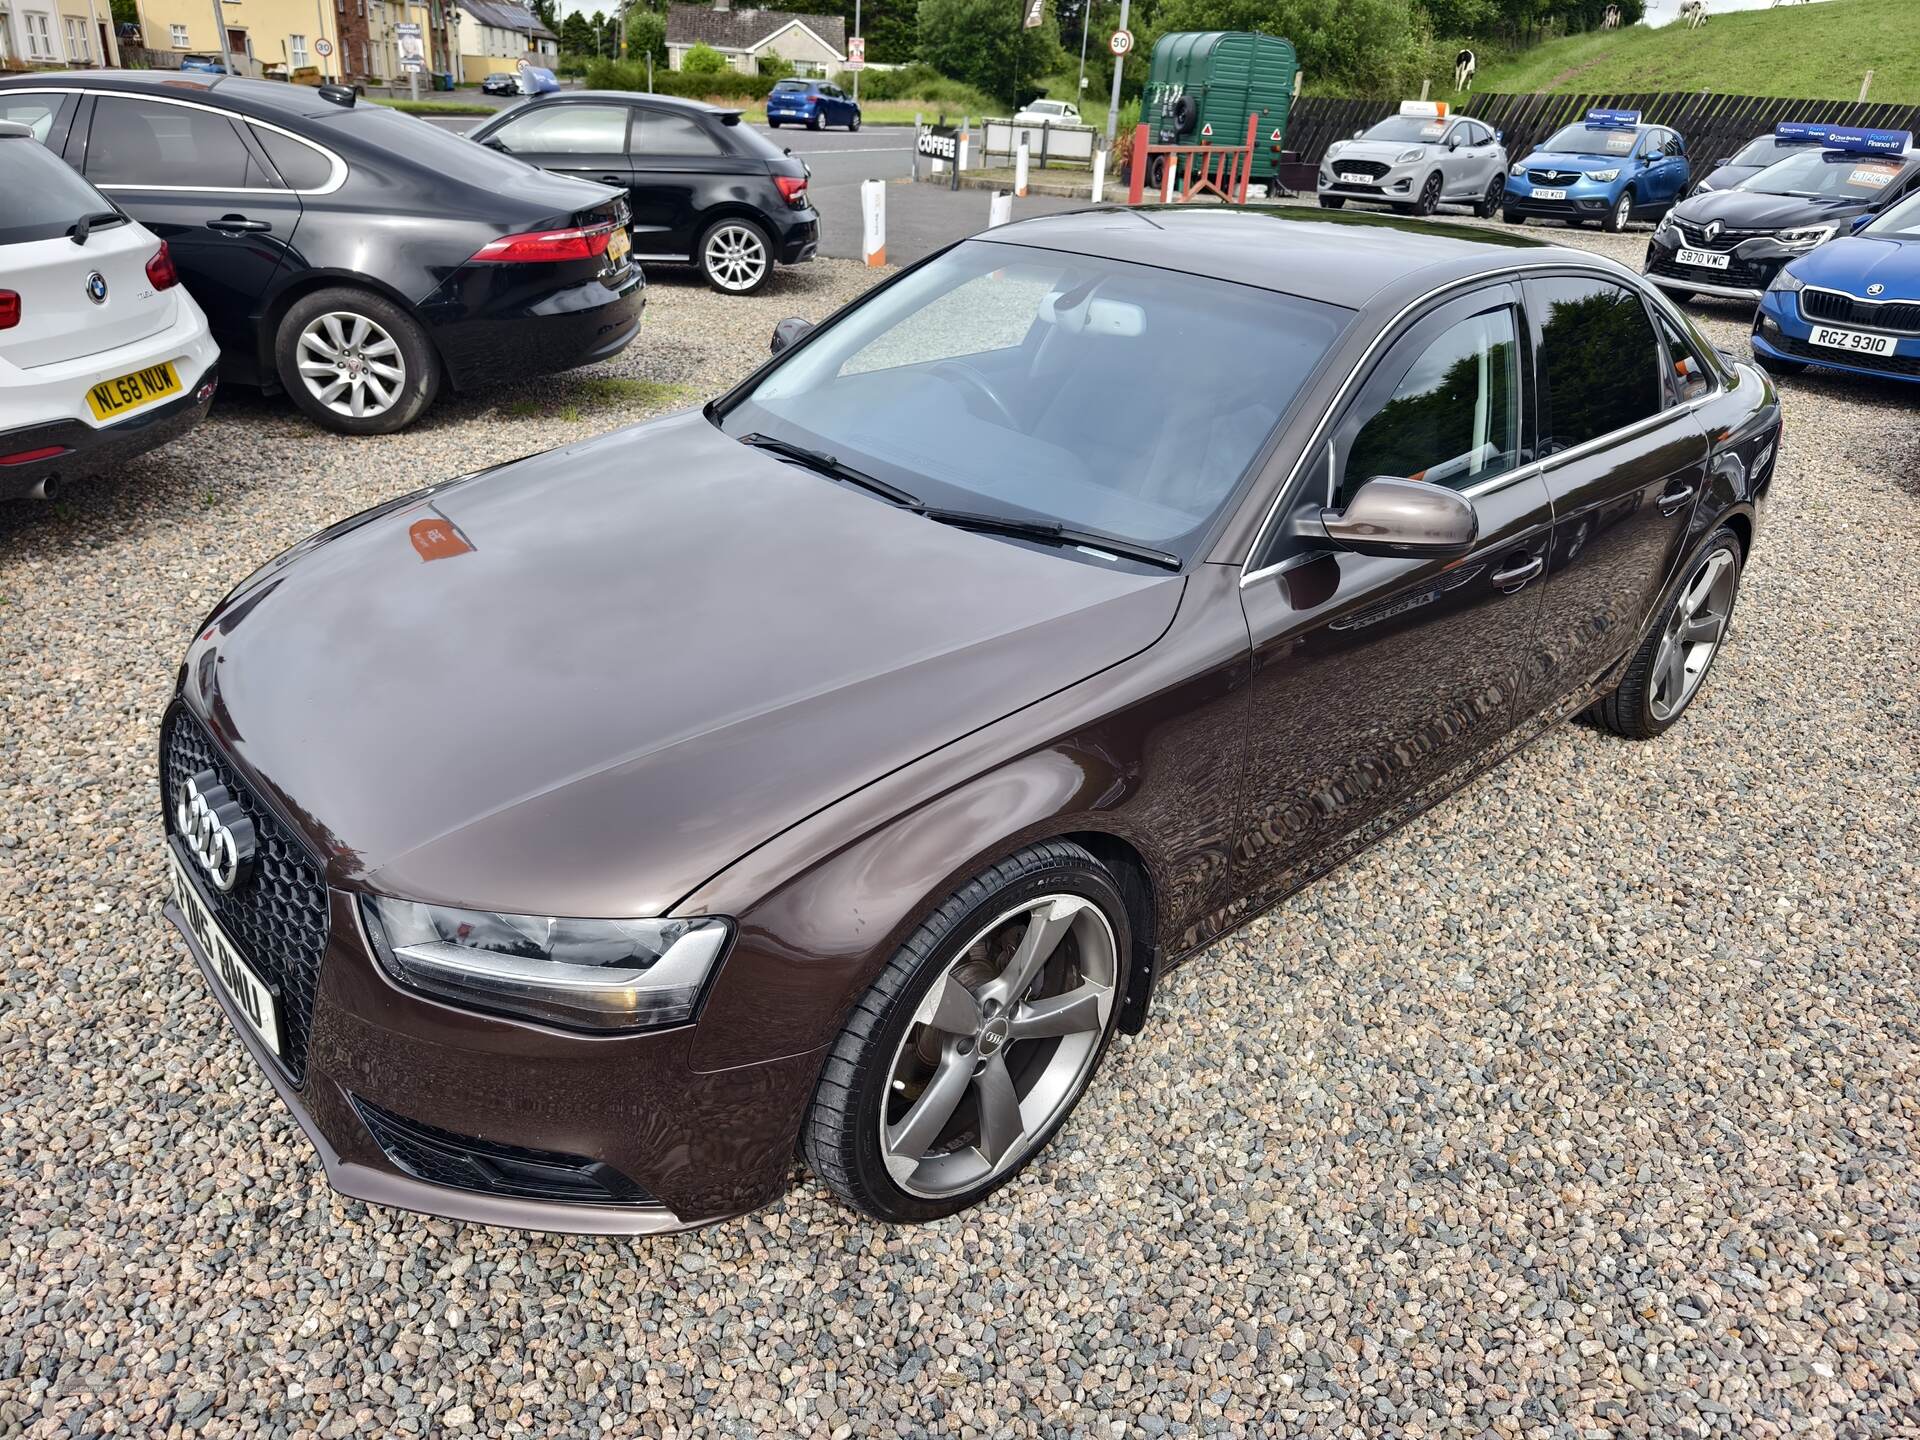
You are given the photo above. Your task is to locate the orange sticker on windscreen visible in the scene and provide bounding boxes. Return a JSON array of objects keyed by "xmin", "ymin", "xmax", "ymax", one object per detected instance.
[{"xmin": 1849, "ymin": 163, "xmax": 1899, "ymax": 188}]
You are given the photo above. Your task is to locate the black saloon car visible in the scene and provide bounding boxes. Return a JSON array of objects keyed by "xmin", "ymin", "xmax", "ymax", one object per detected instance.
[
  {"xmin": 468, "ymin": 92, "xmax": 817, "ymax": 294},
  {"xmin": 480, "ymin": 72, "xmax": 520, "ymax": 96},
  {"xmin": 0, "ymin": 72, "xmax": 645, "ymax": 434},
  {"xmin": 1687, "ymin": 130, "xmax": 1820, "ymax": 197},
  {"xmin": 1647, "ymin": 128, "xmax": 1920, "ymax": 303},
  {"xmin": 159, "ymin": 210, "xmax": 1782, "ymax": 1232}
]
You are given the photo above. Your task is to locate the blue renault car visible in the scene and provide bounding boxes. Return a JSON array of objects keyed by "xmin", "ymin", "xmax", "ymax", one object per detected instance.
[
  {"xmin": 1752, "ymin": 187, "xmax": 1920, "ymax": 384},
  {"xmin": 766, "ymin": 79, "xmax": 861, "ymax": 131},
  {"xmin": 1502, "ymin": 109, "xmax": 1690, "ymax": 232}
]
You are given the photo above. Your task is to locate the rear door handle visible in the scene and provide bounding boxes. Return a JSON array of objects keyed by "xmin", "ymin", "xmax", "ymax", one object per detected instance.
[
  {"xmin": 1658, "ymin": 481, "xmax": 1698, "ymax": 515},
  {"xmin": 597, "ymin": 174, "xmax": 624, "ymax": 185},
  {"xmin": 207, "ymin": 216, "xmax": 271, "ymax": 233},
  {"xmin": 1491, "ymin": 553, "xmax": 1544, "ymax": 592}
]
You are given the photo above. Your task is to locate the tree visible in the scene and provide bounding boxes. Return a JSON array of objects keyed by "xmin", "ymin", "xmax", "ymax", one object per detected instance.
[
  {"xmin": 623, "ymin": 5, "xmax": 668, "ymax": 64},
  {"xmin": 530, "ymin": 0, "xmax": 561, "ymax": 33},
  {"xmin": 110, "ymin": 0, "xmax": 139, "ymax": 26},
  {"xmin": 682, "ymin": 40, "xmax": 729, "ymax": 73},
  {"xmin": 559, "ymin": 10, "xmax": 596, "ymax": 54},
  {"xmin": 918, "ymin": 0, "xmax": 1066, "ymax": 105},
  {"xmin": 1143, "ymin": 0, "xmax": 1433, "ymax": 97}
]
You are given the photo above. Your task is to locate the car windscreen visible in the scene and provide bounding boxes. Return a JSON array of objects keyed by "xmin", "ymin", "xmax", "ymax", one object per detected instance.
[
  {"xmin": 1729, "ymin": 136, "xmax": 1806, "ymax": 167},
  {"xmin": 717, "ymin": 240, "xmax": 1350, "ymax": 561},
  {"xmin": 1541, "ymin": 123, "xmax": 1641, "ymax": 156},
  {"xmin": 1360, "ymin": 116, "xmax": 1449, "ymax": 144},
  {"xmin": 0, "ymin": 138, "xmax": 123, "ymax": 245},
  {"xmin": 1738, "ymin": 149, "xmax": 1915, "ymax": 200},
  {"xmin": 1867, "ymin": 190, "xmax": 1920, "ymax": 236}
]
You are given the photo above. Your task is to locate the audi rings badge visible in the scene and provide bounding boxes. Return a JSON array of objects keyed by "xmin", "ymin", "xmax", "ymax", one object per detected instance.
[{"xmin": 175, "ymin": 769, "xmax": 257, "ymax": 893}]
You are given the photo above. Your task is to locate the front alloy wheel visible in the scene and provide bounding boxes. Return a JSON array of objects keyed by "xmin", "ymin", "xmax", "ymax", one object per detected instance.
[
  {"xmin": 699, "ymin": 219, "xmax": 772, "ymax": 295},
  {"xmin": 1415, "ymin": 172, "xmax": 1443, "ymax": 215},
  {"xmin": 1604, "ymin": 188, "xmax": 1635, "ymax": 232},
  {"xmin": 803, "ymin": 841, "xmax": 1130, "ymax": 1222}
]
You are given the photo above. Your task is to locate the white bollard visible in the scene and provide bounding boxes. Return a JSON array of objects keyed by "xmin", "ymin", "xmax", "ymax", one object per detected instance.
[
  {"xmin": 1162, "ymin": 158, "xmax": 1176, "ymax": 203},
  {"xmin": 1014, "ymin": 140, "xmax": 1030, "ymax": 198},
  {"xmin": 1092, "ymin": 148, "xmax": 1106, "ymax": 204},
  {"xmin": 988, "ymin": 191, "xmax": 1012, "ymax": 228},
  {"xmin": 861, "ymin": 178, "xmax": 886, "ymax": 267},
  {"xmin": 959, "ymin": 124, "xmax": 971, "ymax": 173}
]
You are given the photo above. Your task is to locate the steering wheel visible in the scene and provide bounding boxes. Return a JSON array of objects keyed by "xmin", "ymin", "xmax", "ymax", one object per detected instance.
[{"xmin": 932, "ymin": 360, "xmax": 1018, "ymax": 428}]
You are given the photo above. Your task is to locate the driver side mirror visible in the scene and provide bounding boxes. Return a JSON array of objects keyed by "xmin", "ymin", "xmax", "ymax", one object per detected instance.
[
  {"xmin": 1321, "ymin": 478, "xmax": 1477, "ymax": 558},
  {"xmin": 1851, "ymin": 212, "xmax": 1874, "ymax": 233},
  {"xmin": 770, "ymin": 317, "xmax": 813, "ymax": 355},
  {"xmin": 1447, "ymin": 133, "xmax": 1462, "ymax": 150},
  {"xmin": 1714, "ymin": 156, "xmax": 1731, "ymax": 166}
]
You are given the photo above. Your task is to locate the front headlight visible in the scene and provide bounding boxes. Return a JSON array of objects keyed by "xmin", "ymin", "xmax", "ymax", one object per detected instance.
[
  {"xmin": 1396, "ymin": 148, "xmax": 1425, "ymax": 164},
  {"xmin": 361, "ymin": 897, "xmax": 732, "ymax": 1031},
  {"xmin": 1776, "ymin": 225, "xmax": 1833, "ymax": 250},
  {"xmin": 1586, "ymin": 168, "xmax": 1620, "ymax": 182},
  {"xmin": 1510, "ymin": 161, "xmax": 1527, "ymax": 178},
  {"xmin": 1769, "ymin": 267, "xmax": 1806, "ymax": 294},
  {"xmin": 1325, "ymin": 141, "xmax": 1343, "ymax": 158}
]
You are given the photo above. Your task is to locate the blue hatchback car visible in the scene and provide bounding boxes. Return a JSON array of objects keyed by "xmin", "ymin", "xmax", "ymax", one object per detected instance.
[
  {"xmin": 1503, "ymin": 109, "xmax": 1691, "ymax": 232},
  {"xmin": 1753, "ymin": 187, "xmax": 1920, "ymax": 385},
  {"xmin": 766, "ymin": 79, "xmax": 861, "ymax": 132}
]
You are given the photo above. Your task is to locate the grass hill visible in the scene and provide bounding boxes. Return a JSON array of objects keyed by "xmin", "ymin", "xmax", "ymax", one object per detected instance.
[{"xmin": 1450, "ymin": 0, "xmax": 1912, "ymax": 101}]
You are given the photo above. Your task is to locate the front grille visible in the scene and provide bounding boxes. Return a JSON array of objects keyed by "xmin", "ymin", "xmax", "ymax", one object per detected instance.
[
  {"xmin": 351, "ymin": 1096, "xmax": 655, "ymax": 1205},
  {"xmin": 1767, "ymin": 329, "xmax": 1920, "ymax": 376},
  {"xmin": 1331, "ymin": 160, "xmax": 1389, "ymax": 180},
  {"xmin": 1801, "ymin": 287, "xmax": 1920, "ymax": 334},
  {"xmin": 1529, "ymin": 168, "xmax": 1583, "ymax": 186},
  {"xmin": 162, "ymin": 705, "xmax": 329, "ymax": 1081},
  {"xmin": 1669, "ymin": 219, "xmax": 1760, "ymax": 252},
  {"xmin": 1648, "ymin": 253, "xmax": 1776, "ymax": 291}
]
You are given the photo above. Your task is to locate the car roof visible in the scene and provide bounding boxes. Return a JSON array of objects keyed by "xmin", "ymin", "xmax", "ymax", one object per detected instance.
[
  {"xmin": 977, "ymin": 206, "xmax": 1583, "ymax": 309},
  {"xmin": 0, "ymin": 69, "xmax": 355, "ymax": 121},
  {"xmin": 540, "ymin": 89, "xmax": 738, "ymax": 112}
]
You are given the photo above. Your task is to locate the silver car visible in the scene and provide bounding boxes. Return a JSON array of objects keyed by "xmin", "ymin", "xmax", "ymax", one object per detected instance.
[{"xmin": 1318, "ymin": 107, "xmax": 1509, "ymax": 218}]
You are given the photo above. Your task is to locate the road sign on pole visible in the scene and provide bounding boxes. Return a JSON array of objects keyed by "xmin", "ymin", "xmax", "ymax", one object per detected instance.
[
  {"xmin": 1022, "ymin": 0, "xmax": 1043, "ymax": 28},
  {"xmin": 1109, "ymin": 28, "xmax": 1133, "ymax": 56},
  {"xmin": 1103, "ymin": 0, "xmax": 1129, "ymax": 155}
]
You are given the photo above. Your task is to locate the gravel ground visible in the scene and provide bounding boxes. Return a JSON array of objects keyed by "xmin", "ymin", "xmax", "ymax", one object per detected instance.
[{"xmin": 2, "ymin": 225, "xmax": 1917, "ymax": 1440}]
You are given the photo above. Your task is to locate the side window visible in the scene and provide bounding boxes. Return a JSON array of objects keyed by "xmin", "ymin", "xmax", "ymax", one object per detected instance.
[
  {"xmin": 486, "ymin": 104, "xmax": 629, "ymax": 154},
  {"xmin": 86, "ymin": 97, "xmax": 260, "ymax": 189},
  {"xmin": 1530, "ymin": 277, "xmax": 1664, "ymax": 452},
  {"xmin": 1654, "ymin": 309, "xmax": 1713, "ymax": 404},
  {"xmin": 251, "ymin": 125, "xmax": 333, "ymax": 190},
  {"xmin": 633, "ymin": 110, "xmax": 724, "ymax": 156},
  {"xmin": 0, "ymin": 95, "xmax": 60, "ymax": 143},
  {"xmin": 1339, "ymin": 305, "xmax": 1522, "ymax": 508}
]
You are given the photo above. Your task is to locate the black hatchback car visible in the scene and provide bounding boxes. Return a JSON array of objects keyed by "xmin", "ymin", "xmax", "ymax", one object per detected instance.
[
  {"xmin": 0, "ymin": 72, "xmax": 645, "ymax": 434},
  {"xmin": 469, "ymin": 92, "xmax": 818, "ymax": 294}
]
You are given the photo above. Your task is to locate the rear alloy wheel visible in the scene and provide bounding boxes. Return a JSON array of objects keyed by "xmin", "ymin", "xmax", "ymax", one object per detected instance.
[
  {"xmin": 275, "ymin": 287, "xmax": 438, "ymax": 435},
  {"xmin": 1414, "ymin": 171, "xmax": 1443, "ymax": 215},
  {"xmin": 802, "ymin": 841, "xmax": 1129, "ymax": 1222},
  {"xmin": 1590, "ymin": 529, "xmax": 1743, "ymax": 738},
  {"xmin": 1476, "ymin": 173, "xmax": 1505, "ymax": 218},
  {"xmin": 808, "ymin": 111, "xmax": 823, "ymax": 131},
  {"xmin": 698, "ymin": 218, "xmax": 772, "ymax": 295},
  {"xmin": 1604, "ymin": 188, "xmax": 1636, "ymax": 232}
]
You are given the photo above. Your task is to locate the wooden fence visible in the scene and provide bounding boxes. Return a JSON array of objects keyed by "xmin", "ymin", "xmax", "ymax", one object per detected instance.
[{"xmin": 1284, "ymin": 91, "xmax": 1920, "ymax": 174}]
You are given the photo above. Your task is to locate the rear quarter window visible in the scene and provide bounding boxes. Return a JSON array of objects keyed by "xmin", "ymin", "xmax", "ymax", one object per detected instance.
[
  {"xmin": 0, "ymin": 136, "xmax": 120, "ymax": 244},
  {"xmin": 251, "ymin": 124, "xmax": 334, "ymax": 190}
]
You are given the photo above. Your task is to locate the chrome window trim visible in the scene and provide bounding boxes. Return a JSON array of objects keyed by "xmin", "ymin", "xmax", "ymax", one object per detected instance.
[
  {"xmin": 1241, "ymin": 261, "xmax": 1718, "ymax": 587},
  {"xmin": 2, "ymin": 85, "xmax": 348, "ymax": 195}
]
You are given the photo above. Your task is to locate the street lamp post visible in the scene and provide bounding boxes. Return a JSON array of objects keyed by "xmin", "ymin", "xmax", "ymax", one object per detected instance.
[
  {"xmin": 1076, "ymin": 0, "xmax": 1089, "ymax": 102},
  {"xmin": 208, "ymin": 0, "xmax": 232, "ymax": 73},
  {"xmin": 1103, "ymin": 0, "xmax": 1126, "ymax": 151}
]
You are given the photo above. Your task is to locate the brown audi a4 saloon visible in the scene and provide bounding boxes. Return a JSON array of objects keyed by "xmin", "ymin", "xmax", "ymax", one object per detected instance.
[{"xmin": 162, "ymin": 209, "xmax": 1780, "ymax": 1232}]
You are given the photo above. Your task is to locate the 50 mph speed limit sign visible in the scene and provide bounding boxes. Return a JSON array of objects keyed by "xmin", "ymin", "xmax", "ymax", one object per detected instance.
[{"xmin": 1109, "ymin": 29, "xmax": 1133, "ymax": 56}]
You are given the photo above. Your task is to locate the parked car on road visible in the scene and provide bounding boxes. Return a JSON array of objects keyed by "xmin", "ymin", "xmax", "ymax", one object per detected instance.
[
  {"xmin": 470, "ymin": 91, "xmax": 817, "ymax": 295},
  {"xmin": 1502, "ymin": 109, "xmax": 1690, "ymax": 232},
  {"xmin": 1645, "ymin": 124, "xmax": 1920, "ymax": 304},
  {"xmin": 0, "ymin": 121, "xmax": 217, "ymax": 501},
  {"xmin": 177, "ymin": 55, "xmax": 229, "ymax": 74},
  {"xmin": 159, "ymin": 209, "xmax": 1780, "ymax": 1234},
  {"xmin": 1011, "ymin": 99, "xmax": 1082, "ymax": 128},
  {"xmin": 0, "ymin": 71, "xmax": 644, "ymax": 434},
  {"xmin": 1753, "ymin": 185, "xmax": 1920, "ymax": 383},
  {"xmin": 1318, "ymin": 101, "xmax": 1507, "ymax": 217},
  {"xmin": 765, "ymin": 78, "xmax": 859, "ymax": 131},
  {"xmin": 480, "ymin": 71, "xmax": 520, "ymax": 97}
]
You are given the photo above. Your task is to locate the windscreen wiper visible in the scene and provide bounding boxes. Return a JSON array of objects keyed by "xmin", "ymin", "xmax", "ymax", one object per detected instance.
[
  {"xmin": 739, "ymin": 432, "xmax": 921, "ymax": 508},
  {"xmin": 69, "ymin": 211, "xmax": 126, "ymax": 246},
  {"xmin": 920, "ymin": 508, "xmax": 1182, "ymax": 571}
]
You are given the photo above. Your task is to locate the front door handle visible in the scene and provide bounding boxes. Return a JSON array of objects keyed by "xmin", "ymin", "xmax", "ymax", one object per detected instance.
[
  {"xmin": 207, "ymin": 216, "xmax": 271, "ymax": 233},
  {"xmin": 597, "ymin": 174, "xmax": 624, "ymax": 185},
  {"xmin": 1491, "ymin": 553, "xmax": 1544, "ymax": 592},
  {"xmin": 1658, "ymin": 481, "xmax": 1698, "ymax": 515}
]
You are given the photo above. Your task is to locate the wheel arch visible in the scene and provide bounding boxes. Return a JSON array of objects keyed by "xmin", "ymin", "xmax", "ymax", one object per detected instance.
[{"xmin": 256, "ymin": 271, "xmax": 444, "ymax": 393}]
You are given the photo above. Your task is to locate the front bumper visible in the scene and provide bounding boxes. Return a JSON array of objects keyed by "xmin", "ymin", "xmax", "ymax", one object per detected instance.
[
  {"xmin": 1752, "ymin": 291, "xmax": 1920, "ymax": 383},
  {"xmin": 1, "ymin": 362, "xmax": 217, "ymax": 499},
  {"xmin": 1316, "ymin": 160, "xmax": 1420, "ymax": 205},
  {"xmin": 1501, "ymin": 175, "xmax": 1627, "ymax": 220},
  {"xmin": 1644, "ymin": 231, "xmax": 1803, "ymax": 301}
]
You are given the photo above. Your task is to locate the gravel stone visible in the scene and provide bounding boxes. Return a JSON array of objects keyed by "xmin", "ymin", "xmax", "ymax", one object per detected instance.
[{"xmin": 1, "ymin": 227, "xmax": 1916, "ymax": 1439}]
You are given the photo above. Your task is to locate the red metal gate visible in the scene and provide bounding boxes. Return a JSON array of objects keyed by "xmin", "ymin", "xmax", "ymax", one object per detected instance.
[{"xmin": 1126, "ymin": 115, "xmax": 1259, "ymax": 206}]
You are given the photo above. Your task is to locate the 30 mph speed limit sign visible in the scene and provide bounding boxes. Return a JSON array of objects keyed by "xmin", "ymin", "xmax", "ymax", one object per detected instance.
[
  {"xmin": 1109, "ymin": 29, "xmax": 1133, "ymax": 56},
  {"xmin": 314, "ymin": 37, "xmax": 333, "ymax": 56}
]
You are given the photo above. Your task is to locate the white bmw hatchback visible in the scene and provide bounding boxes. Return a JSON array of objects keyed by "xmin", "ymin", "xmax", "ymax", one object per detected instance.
[{"xmin": 0, "ymin": 119, "xmax": 218, "ymax": 501}]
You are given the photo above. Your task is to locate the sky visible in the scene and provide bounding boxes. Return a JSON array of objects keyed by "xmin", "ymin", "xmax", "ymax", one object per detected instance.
[{"xmin": 1640, "ymin": 0, "xmax": 1838, "ymax": 24}]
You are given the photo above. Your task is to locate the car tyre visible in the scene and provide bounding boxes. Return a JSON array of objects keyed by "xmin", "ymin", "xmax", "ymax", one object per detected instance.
[
  {"xmin": 1475, "ymin": 174, "xmax": 1504, "ymax": 218},
  {"xmin": 808, "ymin": 111, "xmax": 823, "ymax": 131},
  {"xmin": 849, "ymin": 111, "xmax": 862, "ymax": 132},
  {"xmin": 1589, "ymin": 527, "xmax": 1743, "ymax": 740},
  {"xmin": 1603, "ymin": 188, "xmax": 1636, "ymax": 233},
  {"xmin": 274, "ymin": 286, "xmax": 439, "ymax": 436},
  {"xmin": 801, "ymin": 840, "xmax": 1132, "ymax": 1223},
  {"xmin": 697, "ymin": 216, "xmax": 774, "ymax": 295},
  {"xmin": 768, "ymin": 118, "xmax": 781, "ymax": 128},
  {"xmin": 1318, "ymin": 194, "xmax": 1346, "ymax": 209},
  {"xmin": 1414, "ymin": 171, "xmax": 1443, "ymax": 215}
]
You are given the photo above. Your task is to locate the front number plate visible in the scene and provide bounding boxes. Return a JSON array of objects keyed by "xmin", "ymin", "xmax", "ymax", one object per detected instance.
[
  {"xmin": 1809, "ymin": 325, "xmax": 1895, "ymax": 356},
  {"xmin": 1675, "ymin": 246, "xmax": 1730, "ymax": 270},
  {"xmin": 169, "ymin": 845, "xmax": 284, "ymax": 1057},
  {"xmin": 1337, "ymin": 172, "xmax": 1374, "ymax": 185},
  {"xmin": 1531, "ymin": 187, "xmax": 1567, "ymax": 200},
  {"xmin": 87, "ymin": 361, "xmax": 181, "ymax": 422}
]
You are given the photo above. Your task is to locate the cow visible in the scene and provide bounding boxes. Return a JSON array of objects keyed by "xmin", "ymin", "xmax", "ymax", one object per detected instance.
[
  {"xmin": 1602, "ymin": 3, "xmax": 1622, "ymax": 28},
  {"xmin": 1680, "ymin": 0, "xmax": 1708, "ymax": 29},
  {"xmin": 1455, "ymin": 48, "xmax": 1476, "ymax": 92}
]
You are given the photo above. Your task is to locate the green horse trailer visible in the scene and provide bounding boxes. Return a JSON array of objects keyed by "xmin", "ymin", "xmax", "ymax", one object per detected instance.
[{"xmin": 1141, "ymin": 31, "xmax": 1298, "ymax": 185}]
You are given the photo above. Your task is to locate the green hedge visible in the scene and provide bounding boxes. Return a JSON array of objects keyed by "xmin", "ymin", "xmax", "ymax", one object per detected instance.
[{"xmin": 582, "ymin": 59, "xmax": 777, "ymax": 99}]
